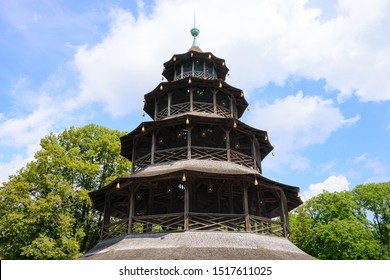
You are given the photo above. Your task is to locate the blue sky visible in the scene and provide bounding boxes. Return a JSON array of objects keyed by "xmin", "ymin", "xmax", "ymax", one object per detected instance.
[{"xmin": 1, "ymin": 0, "xmax": 390, "ymax": 200}]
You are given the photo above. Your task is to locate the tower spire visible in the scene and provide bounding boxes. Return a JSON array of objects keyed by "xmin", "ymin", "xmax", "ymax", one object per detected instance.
[{"xmin": 189, "ymin": 11, "xmax": 202, "ymax": 52}]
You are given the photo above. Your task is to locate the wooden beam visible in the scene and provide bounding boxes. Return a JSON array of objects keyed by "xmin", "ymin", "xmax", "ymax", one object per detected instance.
[
  {"xmin": 127, "ymin": 189, "xmax": 135, "ymax": 234},
  {"xmin": 226, "ymin": 129, "xmax": 231, "ymax": 161},
  {"xmin": 184, "ymin": 183, "xmax": 190, "ymax": 230},
  {"xmin": 101, "ymin": 191, "xmax": 111, "ymax": 239},
  {"xmin": 243, "ymin": 185, "xmax": 250, "ymax": 232},
  {"xmin": 213, "ymin": 90, "xmax": 217, "ymax": 114},
  {"xmin": 187, "ymin": 127, "xmax": 192, "ymax": 159},
  {"xmin": 167, "ymin": 93, "xmax": 171, "ymax": 116},
  {"xmin": 151, "ymin": 132, "xmax": 156, "ymax": 165}
]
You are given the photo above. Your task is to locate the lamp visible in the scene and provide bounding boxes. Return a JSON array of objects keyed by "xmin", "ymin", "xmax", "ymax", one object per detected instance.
[
  {"xmin": 201, "ymin": 129, "xmax": 207, "ymax": 138},
  {"xmin": 207, "ymin": 185, "xmax": 214, "ymax": 193},
  {"xmin": 160, "ymin": 84, "xmax": 163, "ymax": 90},
  {"xmin": 188, "ymin": 78, "xmax": 192, "ymax": 84},
  {"xmin": 265, "ymin": 134, "xmax": 268, "ymax": 141},
  {"xmin": 233, "ymin": 120, "xmax": 237, "ymax": 128},
  {"xmin": 116, "ymin": 182, "xmax": 120, "ymax": 189},
  {"xmin": 167, "ymin": 186, "xmax": 172, "ymax": 194},
  {"xmin": 254, "ymin": 178, "xmax": 259, "ymax": 186},
  {"xmin": 186, "ymin": 116, "xmax": 190, "ymax": 125},
  {"xmin": 141, "ymin": 125, "xmax": 145, "ymax": 132},
  {"xmin": 136, "ymin": 193, "xmax": 142, "ymax": 200},
  {"xmin": 182, "ymin": 173, "xmax": 186, "ymax": 182},
  {"xmin": 158, "ymin": 137, "xmax": 164, "ymax": 145},
  {"xmin": 177, "ymin": 130, "xmax": 183, "ymax": 139}
]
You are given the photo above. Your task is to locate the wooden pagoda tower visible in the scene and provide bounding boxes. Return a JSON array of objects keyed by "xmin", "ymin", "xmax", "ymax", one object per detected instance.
[{"xmin": 88, "ymin": 24, "xmax": 303, "ymax": 245}]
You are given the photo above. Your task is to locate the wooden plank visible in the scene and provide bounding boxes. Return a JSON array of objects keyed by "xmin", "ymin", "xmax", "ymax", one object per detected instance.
[{"xmin": 102, "ymin": 191, "xmax": 111, "ymax": 239}]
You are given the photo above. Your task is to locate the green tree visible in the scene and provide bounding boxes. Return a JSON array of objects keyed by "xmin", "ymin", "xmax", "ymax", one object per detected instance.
[
  {"xmin": 290, "ymin": 190, "xmax": 382, "ymax": 259},
  {"xmin": 0, "ymin": 124, "xmax": 131, "ymax": 259},
  {"xmin": 353, "ymin": 182, "xmax": 390, "ymax": 248}
]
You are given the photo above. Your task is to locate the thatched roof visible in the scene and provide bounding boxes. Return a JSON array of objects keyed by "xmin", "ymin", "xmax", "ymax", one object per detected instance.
[{"xmin": 81, "ymin": 231, "xmax": 314, "ymax": 260}]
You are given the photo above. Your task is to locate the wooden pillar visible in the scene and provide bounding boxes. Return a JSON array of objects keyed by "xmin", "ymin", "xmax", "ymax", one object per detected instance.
[
  {"xmin": 243, "ymin": 185, "xmax": 251, "ymax": 232},
  {"xmin": 154, "ymin": 100, "xmax": 158, "ymax": 121},
  {"xmin": 127, "ymin": 188, "xmax": 135, "ymax": 234},
  {"xmin": 101, "ymin": 191, "xmax": 111, "ymax": 239},
  {"xmin": 187, "ymin": 127, "xmax": 192, "ymax": 159},
  {"xmin": 151, "ymin": 132, "xmax": 156, "ymax": 165},
  {"xmin": 190, "ymin": 88, "xmax": 193, "ymax": 112},
  {"xmin": 251, "ymin": 136, "xmax": 257, "ymax": 170},
  {"xmin": 184, "ymin": 182, "xmax": 190, "ymax": 231},
  {"xmin": 226, "ymin": 129, "xmax": 231, "ymax": 161},
  {"xmin": 167, "ymin": 93, "xmax": 172, "ymax": 116},
  {"xmin": 213, "ymin": 90, "xmax": 217, "ymax": 114},
  {"xmin": 131, "ymin": 139, "xmax": 136, "ymax": 173},
  {"xmin": 230, "ymin": 96, "xmax": 234, "ymax": 118},
  {"xmin": 280, "ymin": 189, "xmax": 289, "ymax": 238}
]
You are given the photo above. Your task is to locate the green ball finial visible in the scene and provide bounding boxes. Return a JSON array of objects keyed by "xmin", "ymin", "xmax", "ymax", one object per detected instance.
[{"xmin": 191, "ymin": 27, "xmax": 200, "ymax": 38}]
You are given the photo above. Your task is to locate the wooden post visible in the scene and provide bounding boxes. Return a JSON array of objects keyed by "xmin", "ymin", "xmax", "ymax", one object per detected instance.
[
  {"xmin": 190, "ymin": 88, "xmax": 193, "ymax": 112},
  {"xmin": 187, "ymin": 127, "xmax": 192, "ymax": 159},
  {"xmin": 243, "ymin": 185, "xmax": 250, "ymax": 232},
  {"xmin": 151, "ymin": 132, "xmax": 156, "ymax": 165},
  {"xmin": 101, "ymin": 191, "xmax": 111, "ymax": 239},
  {"xmin": 154, "ymin": 100, "xmax": 158, "ymax": 121},
  {"xmin": 230, "ymin": 96, "xmax": 234, "ymax": 118},
  {"xmin": 251, "ymin": 136, "xmax": 257, "ymax": 170},
  {"xmin": 226, "ymin": 129, "xmax": 231, "ymax": 161},
  {"xmin": 167, "ymin": 93, "xmax": 172, "ymax": 116},
  {"xmin": 131, "ymin": 139, "xmax": 136, "ymax": 173},
  {"xmin": 213, "ymin": 90, "xmax": 217, "ymax": 114},
  {"xmin": 184, "ymin": 182, "xmax": 190, "ymax": 230},
  {"xmin": 127, "ymin": 188, "xmax": 135, "ymax": 234},
  {"xmin": 280, "ymin": 189, "xmax": 289, "ymax": 238}
]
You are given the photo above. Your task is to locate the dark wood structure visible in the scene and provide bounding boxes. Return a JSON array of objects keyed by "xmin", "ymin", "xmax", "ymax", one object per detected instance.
[{"xmin": 89, "ymin": 26, "xmax": 303, "ymax": 241}]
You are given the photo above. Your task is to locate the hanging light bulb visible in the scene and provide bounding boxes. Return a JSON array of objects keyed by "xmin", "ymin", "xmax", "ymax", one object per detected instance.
[
  {"xmin": 235, "ymin": 142, "xmax": 240, "ymax": 149},
  {"xmin": 272, "ymin": 152, "xmax": 275, "ymax": 156},
  {"xmin": 177, "ymin": 130, "xmax": 183, "ymax": 139},
  {"xmin": 136, "ymin": 193, "xmax": 142, "ymax": 200},
  {"xmin": 182, "ymin": 173, "xmax": 186, "ymax": 182},
  {"xmin": 188, "ymin": 78, "xmax": 192, "ymax": 84},
  {"xmin": 186, "ymin": 116, "xmax": 190, "ymax": 125},
  {"xmin": 265, "ymin": 134, "xmax": 268, "ymax": 141},
  {"xmin": 158, "ymin": 137, "xmax": 164, "ymax": 145},
  {"xmin": 297, "ymin": 192, "xmax": 301, "ymax": 198},
  {"xmin": 167, "ymin": 186, "xmax": 172, "ymax": 194},
  {"xmin": 160, "ymin": 84, "xmax": 163, "ymax": 91},
  {"xmin": 201, "ymin": 129, "xmax": 207, "ymax": 138},
  {"xmin": 233, "ymin": 120, "xmax": 237, "ymax": 128},
  {"xmin": 208, "ymin": 54, "xmax": 212, "ymax": 59},
  {"xmin": 191, "ymin": 52, "xmax": 193, "ymax": 57},
  {"xmin": 222, "ymin": 61, "xmax": 225, "ymax": 66},
  {"xmin": 254, "ymin": 178, "xmax": 259, "ymax": 186},
  {"xmin": 241, "ymin": 92, "xmax": 244, "ymax": 97},
  {"xmin": 207, "ymin": 185, "xmax": 214, "ymax": 193},
  {"xmin": 219, "ymin": 81, "xmax": 222, "ymax": 88},
  {"xmin": 116, "ymin": 182, "xmax": 120, "ymax": 189},
  {"xmin": 141, "ymin": 125, "xmax": 145, "ymax": 132},
  {"xmin": 173, "ymin": 56, "xmax": 176, "ymax": 62}
]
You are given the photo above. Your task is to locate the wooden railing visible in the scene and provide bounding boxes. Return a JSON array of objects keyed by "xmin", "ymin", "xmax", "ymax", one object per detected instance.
[
  {"xmin": 154, "ymin": 147, "xmax": 188, "ymax": 163},
  {"xmin": 191, "ymin": 146, "xmax": 227, "ymax": 161},
  {"xmin": 156, "ymin": 101, "xmax": 232, "ymax": 120},
  {"xmin": 176, "ymin": 71, "xmax": 214, "ymax": 80},
  {"xmin": 230, "ymin": 150, "xmax": 254, "ymax": 169},
  {"xmin": 101, "ymin": 213, "xmax": 286, "ymax": 240},
  {"xmin": 133, "ymin": 147, "xmax": 255, "ymax": 172}
]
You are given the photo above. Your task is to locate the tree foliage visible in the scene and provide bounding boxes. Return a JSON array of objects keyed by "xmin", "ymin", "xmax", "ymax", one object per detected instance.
[
  {"xmin": 290, "ymin": 185, "xmax": 390, "ymax": 260},
  {"xmin": 0, "ymin": 124, "xmax": 131, "ymax": 259}
]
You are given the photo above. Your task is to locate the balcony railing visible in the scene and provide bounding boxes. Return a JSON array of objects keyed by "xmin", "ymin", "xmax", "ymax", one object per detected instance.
[
  {"xmin": 102, "ymin": 212, "xmax": 286, "ymax": 240},
  {"xmin": 133, "ymin": 146, "xmax": 256, "ymax": 173},
  {"xmin": 176, "ymin": 71, "xmax": 214, "ymax": 80},
  {"xmin": 156, "ymin": 101, "xmax": 231, "ymax": 120}
]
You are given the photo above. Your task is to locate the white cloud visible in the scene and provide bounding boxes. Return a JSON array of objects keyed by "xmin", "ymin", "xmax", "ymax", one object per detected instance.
[
  {"xmin": 353, "ymin": 153, "xmax": 390, "ymax": 183},
  {"xmin": 246, "ymin": 91, "xmax": 359, "ymax": 171},
  {"xmin": 303, "ymin": 174, "xmax": 350, "ymax": 200},
  {"xmin": 73, "ymin": 0, "xmax": 390, "ymax": 118}
]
